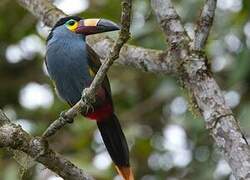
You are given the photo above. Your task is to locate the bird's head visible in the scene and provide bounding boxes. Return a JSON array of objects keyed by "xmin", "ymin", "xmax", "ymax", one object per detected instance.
[{"xmin": 49, "ymin": 16, "xmax": 120, "ymax": 39}]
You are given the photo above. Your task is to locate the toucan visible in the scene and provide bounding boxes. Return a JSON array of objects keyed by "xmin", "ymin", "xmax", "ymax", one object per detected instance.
[{"xmin": 45, "ymin": 16, "xmax": 134, "ymax": 180}]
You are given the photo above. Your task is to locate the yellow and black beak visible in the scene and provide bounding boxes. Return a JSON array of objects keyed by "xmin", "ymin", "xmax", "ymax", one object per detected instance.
[{"xmin": 75, "ymin": 18, "xmax": 120, "ymax": 35}]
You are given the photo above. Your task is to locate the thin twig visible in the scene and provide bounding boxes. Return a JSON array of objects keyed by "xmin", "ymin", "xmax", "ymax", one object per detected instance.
[
  {"xmin": 42, "ymin": 0, "xmax": 132, "ymax": 138},
  {"xmin": 194, "ymin": 0, "xmax": 217, "ymax": 50}
]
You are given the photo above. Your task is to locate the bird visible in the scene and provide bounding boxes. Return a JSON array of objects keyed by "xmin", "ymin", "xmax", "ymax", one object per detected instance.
[{"xmin": 45, "ymin": 16, "xmax": 134, "ymax": 180}]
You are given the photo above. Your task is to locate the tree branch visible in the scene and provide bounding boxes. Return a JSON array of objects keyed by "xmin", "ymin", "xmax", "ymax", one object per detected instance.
[
  {"xmin": 18, "ymin": 0, "xmax": 66, "ymax": 26},
  {"xmin": 150, "ymin": 0, "xmax": 190, "ymax": 45},
  {"xmin": 194, "ymin": 0, "xmax": 217, "ymax": 50},
  {"xmin": 182, "ymin": 52, "xmax": 250, "ymax": 179},
  {"xmin": 86, "ymin": 35, "xmax": 176, "ymax": 74},
  {"xmin": 0, "ymin": 110, "xmax": 94, "ymax": 180},
  {"xmin": 150, "ymin": 0, "xmax": 190, "ymax": 73},
  {"xmin": 151, "ymin": 0, "xmax": 250, "ymax": 179}
]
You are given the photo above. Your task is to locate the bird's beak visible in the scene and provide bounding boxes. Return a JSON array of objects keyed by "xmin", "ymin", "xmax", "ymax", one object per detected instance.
[{"xmin": 75, "ymin": 18, "xmax": 120, "ymax": 35}]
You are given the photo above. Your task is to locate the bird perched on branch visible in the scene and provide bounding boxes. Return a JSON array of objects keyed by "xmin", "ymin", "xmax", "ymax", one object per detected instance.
[{"xmin": 45, "ymin": 16, "xmax": 133, "ymax": 180}]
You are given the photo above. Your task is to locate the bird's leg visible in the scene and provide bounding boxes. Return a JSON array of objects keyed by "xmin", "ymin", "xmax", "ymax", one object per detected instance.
[
  {"xmin": 81, "ymin": 88, "xmax": 95, "ymax": 114},
  {"xmin": 60, "ymin": 110, "xmax": 74, "ymax": 123}
]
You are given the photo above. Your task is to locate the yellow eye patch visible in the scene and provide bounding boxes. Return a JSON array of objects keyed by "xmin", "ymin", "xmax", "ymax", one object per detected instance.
[{"xmin": 65, "ymin": 19, "xmax": 78, "ymax": 31}]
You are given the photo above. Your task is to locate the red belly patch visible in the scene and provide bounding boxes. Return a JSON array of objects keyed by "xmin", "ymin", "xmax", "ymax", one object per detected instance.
[{"xmin": 86, "ymin": 103, "xmax": 113, "ymax": 121}]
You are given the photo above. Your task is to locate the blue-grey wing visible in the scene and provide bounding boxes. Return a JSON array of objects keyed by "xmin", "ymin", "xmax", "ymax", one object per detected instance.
[{"xmin": 45, "ymin": 44, "xmax": 92, "ymax": 106}]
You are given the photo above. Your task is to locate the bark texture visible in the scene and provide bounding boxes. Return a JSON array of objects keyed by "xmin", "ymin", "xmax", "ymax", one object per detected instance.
[
  {"xmin": 194, "ymin": 0, "xmax": 217, "ymax": 50},
  {"xmin": 86, "ymin": 35, "xmax": 176, "ymax": 74}
]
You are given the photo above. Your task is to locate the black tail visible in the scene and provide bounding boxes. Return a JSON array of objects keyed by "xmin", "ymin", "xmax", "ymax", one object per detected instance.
[{"xmin": 97, "ymin": 113, "xmax": 130, "ymax": 167}]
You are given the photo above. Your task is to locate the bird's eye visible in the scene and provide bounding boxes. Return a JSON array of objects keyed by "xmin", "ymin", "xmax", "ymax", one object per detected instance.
[{"xmin": 67, "ymin": 20, "xmax": 76, "ymax": 26}]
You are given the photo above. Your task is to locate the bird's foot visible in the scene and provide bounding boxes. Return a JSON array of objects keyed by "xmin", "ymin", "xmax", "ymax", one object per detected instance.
[
  {"xmin": 60, "ymin": 110, "xmax": 74, "ymax": 123},
  {"xmin": 81, "ymin": 88, "xmax": 95, "ymax": 114}
]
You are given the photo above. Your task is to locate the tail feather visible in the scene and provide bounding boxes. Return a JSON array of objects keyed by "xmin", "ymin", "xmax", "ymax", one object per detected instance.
[
  {"xmin": 115, "ymin": 166, "xmax": 134, "ymax": 180},
  {"xmin": 97, "ymin": 113, "xmax": 134, "ymax": 180}
]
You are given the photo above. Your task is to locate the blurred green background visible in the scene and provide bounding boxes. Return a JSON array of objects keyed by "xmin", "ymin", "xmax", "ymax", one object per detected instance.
[{"xmin": 0, "ymin": 0, "xmax": 250, "ymax": 179}]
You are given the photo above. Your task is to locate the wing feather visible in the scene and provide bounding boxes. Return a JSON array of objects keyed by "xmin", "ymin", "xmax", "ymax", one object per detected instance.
[{"xmin": 86, "ymin": 44, "xmax": 112, "ymax": 98}]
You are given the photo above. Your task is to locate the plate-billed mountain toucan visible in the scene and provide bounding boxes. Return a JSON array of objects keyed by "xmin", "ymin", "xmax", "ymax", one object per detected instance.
[{"xmin": 45, "ymin": 16, "xmax": 134, "ymax": 180}]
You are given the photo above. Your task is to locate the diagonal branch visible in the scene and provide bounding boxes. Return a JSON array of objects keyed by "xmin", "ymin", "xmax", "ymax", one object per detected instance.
[
  {"xmin": 0, "ymin": 109, "xmax": 94, "ymax": 180},
  {"xmin": 194, "ymin": 0, "xmax": 217, "ymax": 50},
  {"xmin": 42, "ymin": 0, "xmax": 132, "ymax": 138}
]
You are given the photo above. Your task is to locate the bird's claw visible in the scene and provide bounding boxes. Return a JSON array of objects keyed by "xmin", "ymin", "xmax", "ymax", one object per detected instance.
[
  {"xmin": 60, "ymin": 110, "xmax": 74, "ymax": 123},
  {"xmin": 81, "ymin": 99, "xmax": 95, "ymax": 114},
  {"xmin": 82, "ymin": 88, "xmax": 95, "ymax": 103},
  {"xmin": 86, "ymin": 104, "xmax": 94, "ymax": 114},
  {"xmin": 81, "ymin": 88, "xmax": 95, "ymax": 114}
]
